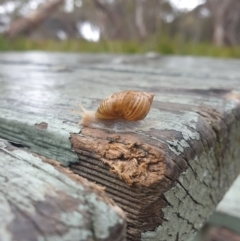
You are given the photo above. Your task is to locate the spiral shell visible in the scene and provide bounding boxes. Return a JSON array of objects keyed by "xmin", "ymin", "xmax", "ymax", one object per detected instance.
[{"xmin": 95, "ymin": 90, "xmax": 154, "ymax": 121}]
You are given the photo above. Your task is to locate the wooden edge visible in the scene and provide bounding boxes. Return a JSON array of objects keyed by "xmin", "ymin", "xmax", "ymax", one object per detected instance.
[{"xmin": 0, "ymin": 111, "xmax": 80, "ymax": 166}]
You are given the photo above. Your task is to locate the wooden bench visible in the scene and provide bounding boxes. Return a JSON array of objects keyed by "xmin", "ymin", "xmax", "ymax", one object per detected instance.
[{"xmin": 0, "ymin": 52, "xmax": 240, "ymax": 241}]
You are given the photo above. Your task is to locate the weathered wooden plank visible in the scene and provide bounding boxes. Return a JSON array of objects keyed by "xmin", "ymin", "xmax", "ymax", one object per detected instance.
[
  {"xmin": 0, "ymin": 52, "xmax": 240, "ymax": 241},
  {"xmin": 0, "ymin": 138, "xmax": 126, "ymax": 241}
]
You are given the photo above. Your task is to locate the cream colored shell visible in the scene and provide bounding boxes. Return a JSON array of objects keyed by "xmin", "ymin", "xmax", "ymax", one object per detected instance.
[{"xmin": 95, "ymin": 90, "xmax": 154, "ymax": 121}]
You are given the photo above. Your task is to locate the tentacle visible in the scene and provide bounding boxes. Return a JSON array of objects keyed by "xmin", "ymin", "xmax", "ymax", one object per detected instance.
[
  {"xmin": 72, "ymin": 103, "xmax": 96, "ymax": 126},
  {"xmin": 71, "ymin": 109, "xmax": 83, "ymax": 115},
  {"xmin": 72, "ymin": 103, "xmax": 87, "ymax": 117},
  {"xmin": 78, "ymin": 103, "xmax": 87, "ymax": 113}
]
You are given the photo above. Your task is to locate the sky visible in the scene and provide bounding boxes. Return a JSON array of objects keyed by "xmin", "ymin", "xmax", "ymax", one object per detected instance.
[{"xmin": 169, "ymin": 0, "xmax": 206, "ymax": 11}]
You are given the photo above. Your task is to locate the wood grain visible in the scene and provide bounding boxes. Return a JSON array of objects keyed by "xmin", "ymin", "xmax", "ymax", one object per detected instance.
[
  {"xmin": 0, "ymin": 52, "xmax": 240, "ymax": 241},
  {"xmin": 0, "ymin": 139, "xmax": 126, "ymax": 241}
]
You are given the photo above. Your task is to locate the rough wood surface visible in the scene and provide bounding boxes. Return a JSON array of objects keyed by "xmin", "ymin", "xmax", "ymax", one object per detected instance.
[
  {"xmin": 0, "ymin": 138, "xmax": 126, "ymax": 241},
  {"xmin": 0, "ymin": 52, "xmax": 240, "ymax": 241}
]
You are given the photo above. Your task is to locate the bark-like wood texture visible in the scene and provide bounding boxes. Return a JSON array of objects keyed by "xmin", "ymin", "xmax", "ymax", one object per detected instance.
[
  {"xmin": 0, "ymin": 138, "xmax": 126, "ymax": 241},
  {"xmin": 0, "ymin": 52, "xmax": 240, "ymax": 241}
]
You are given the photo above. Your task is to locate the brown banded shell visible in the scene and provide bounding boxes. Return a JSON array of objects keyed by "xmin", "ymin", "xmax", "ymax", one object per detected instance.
[{"xmin": 95, "ymin": 90, "xmax": 154, "ymax": 121}]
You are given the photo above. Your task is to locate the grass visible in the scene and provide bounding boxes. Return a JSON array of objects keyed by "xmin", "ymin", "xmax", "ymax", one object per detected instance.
[{"xmin": 1, "ymin": 35, "xmax": 240, "ymax": 58}]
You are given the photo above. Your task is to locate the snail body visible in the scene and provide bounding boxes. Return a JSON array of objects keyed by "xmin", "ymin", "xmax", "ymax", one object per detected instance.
[{"xmin": 74, "ymin": 90, "xmax": 154, "ymax": 131}]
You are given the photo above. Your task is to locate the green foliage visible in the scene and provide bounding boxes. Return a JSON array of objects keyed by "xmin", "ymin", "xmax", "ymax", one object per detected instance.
[{"xmin": 1, "ymin": 35, "xmax": 240, "ymax": 58}]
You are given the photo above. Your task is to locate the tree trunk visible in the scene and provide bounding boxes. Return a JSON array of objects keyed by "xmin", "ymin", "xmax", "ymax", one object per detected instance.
[
  {"xmin": 135, "ymin": 0, "xmax": 147, "ymax": 39},
  {"xmin": 225, "ymin": 1, "xmax": 240, "ymax": 46},
  {"xmin": 213, "ymin": 22, "xmax": 224, "ymax": 46},
  {"xmin": 91, "ymin": 0, "xmax": 123, "ymax": 39},
  {"xmin": 207, "ymin": 0, "xmax": 233, "ymax": 47},
  {"xmin": 5, "ymin": 0, "xmax": 64, "ymax": 39}
]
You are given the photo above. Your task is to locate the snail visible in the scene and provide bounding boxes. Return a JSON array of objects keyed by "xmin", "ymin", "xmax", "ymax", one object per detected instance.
[{"xmin": 73, "ymin": 90, "xmax": 157, "ymax": 132}]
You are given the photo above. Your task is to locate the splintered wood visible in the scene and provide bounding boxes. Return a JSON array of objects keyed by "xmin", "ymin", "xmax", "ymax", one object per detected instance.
[{"xmin": 70, "ymin": 128, "xmax": 165, "ymax": 187}]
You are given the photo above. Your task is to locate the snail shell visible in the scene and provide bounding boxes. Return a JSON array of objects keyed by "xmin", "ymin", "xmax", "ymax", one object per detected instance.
[
  {"xmin": 74, "ymin": 90, "xmax": 154, "ymax": 130},
  {"xmin": 96, "ymin": 90, "xmax": 154, "ymax": 121}
]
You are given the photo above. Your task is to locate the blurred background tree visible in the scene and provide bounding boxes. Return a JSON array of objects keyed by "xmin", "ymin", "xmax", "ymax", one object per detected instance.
[{"xmin": 0, "ymin": 0, "xmax": 240, "ymax": 57}]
